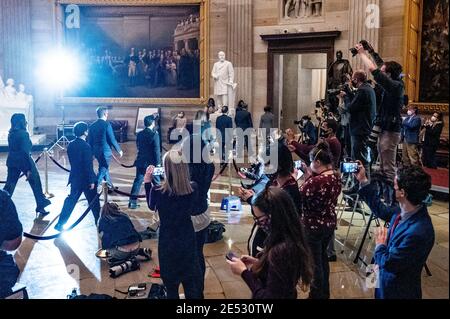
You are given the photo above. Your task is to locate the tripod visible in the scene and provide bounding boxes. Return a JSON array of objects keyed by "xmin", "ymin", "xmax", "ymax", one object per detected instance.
[{"xmin": 49, "ymin": 102, "xmax": 70, "ymax": 153}]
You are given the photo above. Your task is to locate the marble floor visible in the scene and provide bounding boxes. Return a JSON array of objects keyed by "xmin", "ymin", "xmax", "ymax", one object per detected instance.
[{"xmin": 1, "ymin": 142, "xmax": 448, "ymax": 299}]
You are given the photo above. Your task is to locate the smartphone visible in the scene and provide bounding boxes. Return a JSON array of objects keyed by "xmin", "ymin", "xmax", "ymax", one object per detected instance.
[
  {"xmin": 294, "ymin": 160, "xmax": 303, "ymax": 170},
  {"xmin": 341, "ymin": 162, "xmax": 359, "ymax": 174},
  {"xmin": 152, "ymin": 166, "xmax": 165, "ymax": 176},
  {"xmin": 226, "ymin": 251, "xmax": 237, "ymax": 261}
]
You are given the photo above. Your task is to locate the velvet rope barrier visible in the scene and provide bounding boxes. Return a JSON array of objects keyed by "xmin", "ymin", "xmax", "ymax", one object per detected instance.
[
  {"xmin": 111, "ymin": 154, "xmax": 135, "ymax": 169},
  {"xmin": 48, "ymin": 154, "xmax": 71, "ymax": 173},
  {"xmin": 23, "ymin": 190, "xmax": 103, "ymax": 240}
]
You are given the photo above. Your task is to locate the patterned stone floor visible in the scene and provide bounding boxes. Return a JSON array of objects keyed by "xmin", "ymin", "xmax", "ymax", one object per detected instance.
[{"xmin": 1, "ymin": 142, "xmax": 448, "ymax": 299}]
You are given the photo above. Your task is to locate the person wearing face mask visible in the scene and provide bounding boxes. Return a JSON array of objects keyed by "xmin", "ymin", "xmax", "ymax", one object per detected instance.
[
  {"xmin": 299, "ymin": 142, "xmax": 342, "ymax": 299},
  {"xmin": 355, "ymin": 162, "xmax": 435, "ymax": 299},
  {"xmin": 288, "ymin": 119, "xmax": 341, "ymax": 169},
  {"xmin": 401, "ymin": 106, "xmax": 422, "ymax": 167},
  {"xmin": 422, "ymin": 112, "xmax": 444, "ymax": 169},
  {"xmin": 339, "ymin": 70, "xmax": 376, "ymax": 176},
  {"xmin": 239, "ymin": 138, "xmax": 301, "ymax": 257},
  {"xmin": 227, "ymin": 187, "xmax": 314, "ymax": 299},
  {"xmin": 299, "ymin": 115, "xmax": 317, "ymax": 146}
]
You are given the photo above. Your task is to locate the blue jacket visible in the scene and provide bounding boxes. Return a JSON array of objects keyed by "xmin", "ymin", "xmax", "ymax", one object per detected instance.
[
  {"xmin": 235, "ymin": 109, "xmax": 253, "ymax": 131},
  {"xmin": 67, "ymin": 138, "xmax": 97, "ymax": 188},
  {"xmin": 402, "ymin": 115, "xmax": 422, "ymax": 144},
  {"xmin": 88, "ymin": 119, "xmax": 122, "ymax": 158},
  {"xmin": 301, "ymin": 121, "xmax": 317, "ymax": 145},
  {"xmin": 134, "ymin": 128, "xmax": 161, "ymax": 169},
  {"xmin": 216, "ymin": 114, "xmax": 233, "ymax": 143},
  {"xmin": 359, "ymin": 182, "xmax": 435, "ymax": 299}
]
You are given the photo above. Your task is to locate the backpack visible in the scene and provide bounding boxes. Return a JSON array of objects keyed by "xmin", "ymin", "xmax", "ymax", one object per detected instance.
[{"xmin": 206, "ymin": 221, "xmax": 226, "ymax": 244}]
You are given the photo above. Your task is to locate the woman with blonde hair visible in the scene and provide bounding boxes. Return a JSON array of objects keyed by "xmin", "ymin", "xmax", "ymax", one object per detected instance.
[{"xmin": 145, "ymin": 150, "xmax": 202, "ymax": 299}]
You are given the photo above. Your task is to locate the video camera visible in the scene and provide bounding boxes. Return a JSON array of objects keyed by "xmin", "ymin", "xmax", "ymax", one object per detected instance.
[
  {"xmin": 350, "ymin": 40, "xmax": 374, "ymax": 57},
  {"xmin": 327, "ymin": 83, "xmax": 353, "ymax": 97}
]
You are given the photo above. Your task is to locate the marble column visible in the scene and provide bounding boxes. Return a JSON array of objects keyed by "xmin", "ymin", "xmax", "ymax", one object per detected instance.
[
  {"xmin": 348, "ymin": 0, "xmax": 380, "ymax": 71},
  {"xmin": 227, "ymin": 0, "xmax": 252, "ymax": 110},
  {"xmin": 0, "ymin": 0, "xmax": 32, "ymax": 88}
]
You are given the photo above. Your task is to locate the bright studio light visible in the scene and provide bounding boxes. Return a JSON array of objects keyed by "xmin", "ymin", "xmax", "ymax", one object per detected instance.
[{"xmin": 36, "ymin": 48, "xmax": 84, "ymax": 90}]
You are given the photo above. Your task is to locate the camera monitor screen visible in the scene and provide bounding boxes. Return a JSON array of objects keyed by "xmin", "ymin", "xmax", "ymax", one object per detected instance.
[{"xmin": 341, "ymin": 162, "xmax": 359, "ymax": 174}]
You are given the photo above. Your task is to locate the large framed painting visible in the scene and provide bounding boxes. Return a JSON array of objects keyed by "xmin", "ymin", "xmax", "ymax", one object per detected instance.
[
  {"xmin": 403, "ymin": 0, "xmax": 449, "ymax": 115},
  {"xmin": 56, "ymin": 0, "xmax": 209, "ymax": 105}
]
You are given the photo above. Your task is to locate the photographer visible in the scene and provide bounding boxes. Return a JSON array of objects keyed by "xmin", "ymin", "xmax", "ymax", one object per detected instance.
[
  {"xmin": 355, "ymin": 162, "xmax": 435, "ymax": 299},
  {"xmin": 355, "ymin": 43, "xmax": 404, "ymax": 194},
  {"xmin": 297, "ymin": 116, "xmax": 317, "ymax": 145},
  {"xmin": 339, "ymin": 70, "xmax": 376, "ymax": 175}
]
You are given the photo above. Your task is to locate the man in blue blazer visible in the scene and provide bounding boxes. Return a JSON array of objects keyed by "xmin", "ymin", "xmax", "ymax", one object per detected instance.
[
  {"xmin": 355, "ymin": 162, "xmax": 435, "ymax": 299},
  {"xmin": 215, "ymin": 106, "xmax": 233, "ymax": 163},
  {"xmin": 129, "ymin": 115, "xmax": 161, "ymax": 209},
  {"xmin": 401, "ymin": 106, "xmax": 422, "ymax": 166},
  {"xmin": 88, "ymin": 107, "xmax": 123, "ymax": 190},
  {"xmin": 55, "ymin": 122, "xmax": 101, "ymax": 231}
]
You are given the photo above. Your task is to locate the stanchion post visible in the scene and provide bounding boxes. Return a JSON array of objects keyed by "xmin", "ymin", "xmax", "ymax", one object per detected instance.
[
  {"xmin": 43, "ymin": 148, "xmax": 54, "ymax": 199},
  {"xmin": 228, "ymin": 150, "xmax": 232, "ymax": 196},
  {"xmin": 102, "ymin": 181, "xmax": 108, "ymax": 203}
]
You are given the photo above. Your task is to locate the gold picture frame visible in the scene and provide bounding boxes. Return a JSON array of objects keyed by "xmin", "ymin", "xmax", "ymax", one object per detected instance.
[
  {"xmin": 403, "ymin": 0, "xmax": 448, "ymax": 115},
  {"xmin": 55, "ymin": 0, "xmax": 209, "ymax": 106}
]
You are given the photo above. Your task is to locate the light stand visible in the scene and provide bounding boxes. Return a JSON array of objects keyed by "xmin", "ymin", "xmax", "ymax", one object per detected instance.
[{"xmin": 49, "ymin": 90, "xmax": 70, "ymax": 152}]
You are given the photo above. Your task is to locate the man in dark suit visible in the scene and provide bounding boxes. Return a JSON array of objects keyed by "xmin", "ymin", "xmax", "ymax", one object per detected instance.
[
  {"xmin": 341, "ymin": 70, "xmax": 376, "ymax": 174},
  {"xmin": 234, "ymin": 103, "xmax": 254, "ymax": 155},
  {"xmin": 129, "ymin": 115, "xmax": 161, "ymax": 209},
  {"xmin": 54, "ymin": 122, "xmax": 101, "ymax": 231},
  {"xmin": 88, "ymin": 107, "xmax": 123, "ymax": 190},
  {"xmin": 355, "ymin": 163, "xmax": 435, "ymax": 299},
  {"xmin": 215, "ymin": 106, "xmax": 233, "ymax": 163}
]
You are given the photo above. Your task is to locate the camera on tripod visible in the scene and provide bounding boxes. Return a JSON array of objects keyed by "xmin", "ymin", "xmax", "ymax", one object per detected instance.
[
  {"xmin": 349, "ymin": 40, "xmax": 374, "ymax": 57},
  {"xmin": 327, "ymin": 83, "xmax": 353, "ymax": 97}
]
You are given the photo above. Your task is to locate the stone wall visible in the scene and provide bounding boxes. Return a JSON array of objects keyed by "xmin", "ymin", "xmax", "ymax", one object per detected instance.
[{"xmin": 2, "ymin": 0, "xmax": 407, "ymax": 141}]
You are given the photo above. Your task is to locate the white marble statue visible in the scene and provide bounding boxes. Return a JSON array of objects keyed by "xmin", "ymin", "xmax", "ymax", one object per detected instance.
[
  {"xmin": 211, "ymin": 51, "xmax": 237, "ymax": 114},
  {"xmin": 4, "ymin": 78, "xmax": 17, "ymax": 99},
  {"xmin": 0, "ymin": 77, "xmax": 34, "ymax": 141}
]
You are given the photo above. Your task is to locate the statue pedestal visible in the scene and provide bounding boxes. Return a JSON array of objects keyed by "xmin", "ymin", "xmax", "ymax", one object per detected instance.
[{"xmin": 0, "ymin": 99, "xmax": 34, "ymax": 141}]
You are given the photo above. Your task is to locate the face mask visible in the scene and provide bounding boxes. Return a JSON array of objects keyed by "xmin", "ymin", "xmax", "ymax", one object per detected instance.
[
  {"xmin": 431, "ymin": 116, "xmax": 437, "ymax": 122},
  {"xmin": 302, "ymin": 120, "xmax": 308, "ymax": 126},
  {"xmin": 320, "ymin": 129, "xmax": 331, "ymax": 138},
  {"xmin": 407, "ymin": 110, "xmax": 414, "ymax": 116}
]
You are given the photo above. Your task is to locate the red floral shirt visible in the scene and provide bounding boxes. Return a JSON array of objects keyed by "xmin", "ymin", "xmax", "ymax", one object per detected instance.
[{"xmin": 299, "ymin": 173, "xmax": 342, "ymax": 231}]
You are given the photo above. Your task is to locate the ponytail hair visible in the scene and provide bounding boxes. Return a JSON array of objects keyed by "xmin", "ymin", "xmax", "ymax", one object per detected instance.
[{"xmin": 309, "ymin": 141, "xmax": 333, "ymax": 166}]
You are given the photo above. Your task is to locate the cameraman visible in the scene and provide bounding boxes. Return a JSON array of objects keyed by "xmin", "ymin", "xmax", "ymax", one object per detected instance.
[
  {"xmin": 339, "ymin": 70, "xmax": 376, "ymax": 174},
  {"xmin": 298, "ymin": 116, "xmax": 317, "ymax": 145},
  {"xmin": 355, "ymin": 43, "xmax": 404, "ymax": 194}
]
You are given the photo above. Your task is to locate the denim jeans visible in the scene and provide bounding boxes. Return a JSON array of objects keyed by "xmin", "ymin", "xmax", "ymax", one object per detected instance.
[
  {"xmin": 130, "ymin": 167, "xmax": 161, "ymax": 202},
  {"xmin": 95, "ymin": 154, "xmax": 112, "ymax": 188},
  {"xmin": 306, "ymin": 228, "xmax": 334, "ymax": 299}
]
